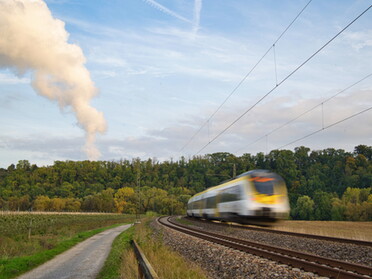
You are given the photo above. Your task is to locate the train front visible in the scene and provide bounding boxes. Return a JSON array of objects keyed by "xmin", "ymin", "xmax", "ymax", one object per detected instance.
[{"xmin": 242, "ymin": 170, "xmax": 290, "ymax": 222}]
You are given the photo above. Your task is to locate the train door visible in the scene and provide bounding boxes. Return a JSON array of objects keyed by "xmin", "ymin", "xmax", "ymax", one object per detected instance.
[{"xmin": 214, "ymin": 191, "xmax": 222, "ymax": 218}]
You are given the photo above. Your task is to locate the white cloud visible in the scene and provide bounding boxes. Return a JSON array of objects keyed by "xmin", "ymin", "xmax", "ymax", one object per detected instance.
[{"xmin": 343, "ymin": 30, "xmax": 372, "ymax": 51}]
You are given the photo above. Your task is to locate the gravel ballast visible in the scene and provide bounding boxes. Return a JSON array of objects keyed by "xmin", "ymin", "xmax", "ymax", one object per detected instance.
[
  {"xmin": 177, "ymin": 218, "xmax": 372, "ymax": 267},
  {"xmin": 152, "ymin": 219, "xmax": 327, "ymax": 279}
]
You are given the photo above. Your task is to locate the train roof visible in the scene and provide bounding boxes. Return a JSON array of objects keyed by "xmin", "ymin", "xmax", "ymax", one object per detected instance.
[
  {"xmin": 235, "ymin": 169, "xmax": 271, "ymax": 178},
  {"xmin": 189, "ymin": 169, "xmax": 272, "ymax": 201}
]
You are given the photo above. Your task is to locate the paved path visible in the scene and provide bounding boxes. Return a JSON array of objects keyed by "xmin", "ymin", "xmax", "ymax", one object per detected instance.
[{"xmin": 17, "ymin": 224, "xmax": 132, "ymax": 279}]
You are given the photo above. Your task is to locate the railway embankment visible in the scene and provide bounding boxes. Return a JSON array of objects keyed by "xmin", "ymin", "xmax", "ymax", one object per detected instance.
[
  {"xmin": 153, "ymin": 218, "xmax": 316, "ymax": 279},
  {"xmin": 178, "ymin": 217, "xmax": 372, "ymax": 267},
  {"xmin": 153, "ymin": 217, "xmax": 372, "ymax": 279}
]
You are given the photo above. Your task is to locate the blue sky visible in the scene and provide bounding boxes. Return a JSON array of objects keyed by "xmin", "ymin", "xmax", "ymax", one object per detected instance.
[{"xmin": 0, "ymin": 0, "xmax": 371, "ymax": 167}]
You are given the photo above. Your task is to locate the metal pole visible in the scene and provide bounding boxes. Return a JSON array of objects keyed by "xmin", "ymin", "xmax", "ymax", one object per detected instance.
[{"xmin": 136, "ymin": 160, "xmax": 141, "ymax": 223}]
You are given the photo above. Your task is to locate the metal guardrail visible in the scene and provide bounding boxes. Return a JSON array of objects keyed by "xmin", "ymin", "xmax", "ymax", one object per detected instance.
[{"xmin": 132, "ymin": 240, "xmax": 159, "ymax": 279}]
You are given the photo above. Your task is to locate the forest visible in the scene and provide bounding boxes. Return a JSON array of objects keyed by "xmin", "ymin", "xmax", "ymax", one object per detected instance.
[{"xmin": 0, "ymin": 145, "xmax": 371, "ymax": 221}]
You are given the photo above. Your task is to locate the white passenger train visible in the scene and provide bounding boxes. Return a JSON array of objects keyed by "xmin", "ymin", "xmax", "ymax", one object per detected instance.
[{"xmin": 187, "ymin": 170, "xmax": 290, "ymax": 223}]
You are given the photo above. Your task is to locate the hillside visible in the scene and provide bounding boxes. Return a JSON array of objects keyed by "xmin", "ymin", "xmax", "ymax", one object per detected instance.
[{"xmin": 0, "ymin": 145, "xmax": 371, "ymax": 221}]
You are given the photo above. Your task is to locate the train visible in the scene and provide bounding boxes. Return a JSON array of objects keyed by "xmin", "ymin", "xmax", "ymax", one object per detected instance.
[{"xmin": 186, "ymin": 169, "xmax": 290, "ymax": 223}]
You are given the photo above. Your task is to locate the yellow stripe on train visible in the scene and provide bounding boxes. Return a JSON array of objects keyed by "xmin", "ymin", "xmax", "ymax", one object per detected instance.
[{"xmin": 253, "ymin": 194, "xmax": 281, "ymax": 204}]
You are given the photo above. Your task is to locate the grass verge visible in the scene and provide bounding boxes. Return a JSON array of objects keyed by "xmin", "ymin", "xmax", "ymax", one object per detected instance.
[
  {"xmin": 96, "ymin": 225, "xmax": 135, "ymax": 279},
  {"xmin": 0, "ymin": 223, "xmax": 128, "ymax": 279},
  {"xmin": 119, "ymin": 218, "xmax": 207, "ymax": 279}
]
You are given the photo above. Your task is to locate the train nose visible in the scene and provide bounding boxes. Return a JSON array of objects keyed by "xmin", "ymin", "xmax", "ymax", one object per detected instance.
[{"xmin": 255, "ymin": 207, "xmax": 272, "ymax": 217}]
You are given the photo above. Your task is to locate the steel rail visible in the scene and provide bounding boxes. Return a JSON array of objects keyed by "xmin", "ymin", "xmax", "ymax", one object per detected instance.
[
  {"xmin": 159, "ymin": 217, "xmax": 372, "ymax": 279},
  {"xmin": 185, "ymin": 217, "xmax": 372, "ymax": 247}
]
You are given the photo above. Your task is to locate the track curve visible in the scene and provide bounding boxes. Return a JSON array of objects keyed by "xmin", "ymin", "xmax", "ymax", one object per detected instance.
[
  {"xmin": 158, "ymin": 216, "xmax": 372, "ymax": 279},
  {"xmin": 185, "ymin": 217, "xmax": 372, "ymax": 247}
]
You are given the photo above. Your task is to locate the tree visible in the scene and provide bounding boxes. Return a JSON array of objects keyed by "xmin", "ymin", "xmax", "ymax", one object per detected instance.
[
  {"xmin": 342, "ymin": 187, "xmax": 360, "ymax": 204},
  {"xmin": 64, "ymin": 198, "xmax": 81, "ymax": 211},
  {"xmin": 354, "ymin": 145, "xmax": 372, "ymax": 160},
  {"xmin": 33, "ymin": 196, "xmax": 51, "ymax": 211},
  {"xmin": 50, "ymin": 198, "xmax": 66, "ymax": 211},
  {"xmin": 294, "ymin": 196, "xmax": 314, "ymax": 220},
  {"xmin": 16, "ymin": 160, "xmax": 31, "ymax": 171},
  {"xmin": 331, "ymin": 198, "xmax": 345, "ymax": 221},
  {"xmin": 100, "ymin": 188, "xmax": 116, "ymax": 212},
  {"xmin": 7, "ymin": 195, "xmax": 31, "ymax": 211},
  {"xmin": 137, "ymin": 187, "xmax": 168, "ymax": 213},
  {"xmin": 313, "ymin": 191, "xmax": 333, "ymax": 220},
  {"xmin": 114, "ymin": 187, "xmax": 135, "ymax": 213}
]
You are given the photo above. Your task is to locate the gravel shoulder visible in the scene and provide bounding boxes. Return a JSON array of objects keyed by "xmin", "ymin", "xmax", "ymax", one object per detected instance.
[
  {"xmin": 178, "ymin": 218, "xmax": 372, "ymax": 267},
  {"xmin": 17, "ymin": 224, "xmax": 132, "ymax": 279},
  {"xmin": 153, "ymin": 219, "xmax": 320, "ymax": 279}
]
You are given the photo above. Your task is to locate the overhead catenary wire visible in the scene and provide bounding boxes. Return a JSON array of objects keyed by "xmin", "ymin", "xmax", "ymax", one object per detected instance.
[
  {"xmin": 179, "ymin": 0, "xmax": 313, "ymax": 153},
  {"xmin": 277, "ymin": 106, "xmax": 372, "ymax": 150},
  {"xmin": 234, "ymin": 73, "xmax": 372, "ymax": 153},
  {"xmin": 273, "ymin": 44, "xmax": 278, "ymax": 86},
  {"xmin": 194, "ymin": 4, "xmax": 372, "ymax": 156}
]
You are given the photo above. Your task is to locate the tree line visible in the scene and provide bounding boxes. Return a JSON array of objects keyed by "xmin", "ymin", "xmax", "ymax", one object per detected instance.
[{"xmin": 0, "ymin": 145, "xmax": 371, "ymax": 220}]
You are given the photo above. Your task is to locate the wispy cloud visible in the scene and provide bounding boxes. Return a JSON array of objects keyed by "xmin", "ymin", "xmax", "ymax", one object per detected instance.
[
  {"xmin": 343, "ymin": 30, "xmax": 372, "ymax": 51},
  {"xmin": 142, "ymin": 0, "xmax": 202, "ymax": 37},
  {"xmin": 143, "ymin": 0, "xmax": 192, "ymax": 24},
  {"xmin": 193, "ymin": 0, "xmax": 202, "ymax": 36}
]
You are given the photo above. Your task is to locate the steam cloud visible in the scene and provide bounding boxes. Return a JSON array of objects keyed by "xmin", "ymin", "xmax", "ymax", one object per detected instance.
[{"xmin": 0, "ymin": 0, "xmax": 107, "ymax": 160}]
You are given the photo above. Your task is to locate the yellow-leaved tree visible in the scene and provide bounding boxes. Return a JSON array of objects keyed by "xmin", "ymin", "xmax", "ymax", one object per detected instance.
[{"xmin": 114, "ymin": 187, "xmax": 135, "ymax": 213}]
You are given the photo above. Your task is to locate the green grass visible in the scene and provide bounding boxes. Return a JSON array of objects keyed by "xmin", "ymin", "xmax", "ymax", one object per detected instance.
[
  {"xmin": 0, "ymin": 223, "xmax": 128, "ymax": 279},
  {"xmin": 119, "ymin": 218, "xmax": 207, "ymax": 279},
  {"xmin": 96, "ymin": 225, "xmax": 135, "ymax": 279}
]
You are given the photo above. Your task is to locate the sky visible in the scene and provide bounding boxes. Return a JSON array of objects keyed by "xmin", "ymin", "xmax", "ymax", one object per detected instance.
[{"xmin": 0, "ymin": 0, "xmax": 371, "ymax": 168}]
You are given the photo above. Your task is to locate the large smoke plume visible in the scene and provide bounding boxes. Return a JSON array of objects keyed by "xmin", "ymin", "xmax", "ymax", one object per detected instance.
[{"xmin": 0, "ymin": 0, "xmax": 107, "ymax": 160}]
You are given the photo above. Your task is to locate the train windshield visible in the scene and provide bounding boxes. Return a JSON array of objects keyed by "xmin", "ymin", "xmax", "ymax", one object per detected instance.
[{"xmin": 251, "ymin": 176, "xmax": 275, "ymax": 195}]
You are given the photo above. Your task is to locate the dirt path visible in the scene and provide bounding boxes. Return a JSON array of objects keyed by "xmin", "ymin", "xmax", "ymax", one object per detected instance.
[{"xmin": 17, "ymin": 224, "xmax": 132, "ymax": 279}]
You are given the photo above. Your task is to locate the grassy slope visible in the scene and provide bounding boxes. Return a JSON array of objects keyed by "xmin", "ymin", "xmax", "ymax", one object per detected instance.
[
  {"xmin": 99, "ymin": 217, "xmax": 208, "ymax": 279},
  {"xmin": 97, "ymin": 225, "xmax": 135, "ymax": 279}
]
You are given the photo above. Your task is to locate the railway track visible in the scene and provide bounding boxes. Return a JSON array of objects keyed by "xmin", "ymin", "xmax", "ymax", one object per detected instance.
[
  {"xmin": 158, "ymin": 216, "xmax": 372, "ymax": 279},
  {"xmin": 185, "ymin": 217, "xmax": 372, "ymax": 247}
]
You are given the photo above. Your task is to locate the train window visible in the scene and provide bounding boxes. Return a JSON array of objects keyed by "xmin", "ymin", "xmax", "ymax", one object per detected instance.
[
  {"xmin": 251, "ymin": 177, "xmax": 274, "ymax": 195},
  {"xmin": 195, "ymin": 200, "xmax": 200, "ymax": 209},
  {"xmin": 220, "ymin": 186, "xmax": 242, "ymax": 203},
  {"xmin": 188, "ymin": 201, "xmax": 194, "ymax": 210},
  {"xmin": 206, "ymin": 196, "xmax": 216, "ymax": 208},
  {"xmin": 195, "ymin": 198, "xmax": 205, "ymax": 209}
]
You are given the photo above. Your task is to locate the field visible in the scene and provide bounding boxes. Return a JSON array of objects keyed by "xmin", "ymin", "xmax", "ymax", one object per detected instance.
[
  {"xmin": 0, "ymin": 211, "xmax": 134, "ymax": 279},
  {"xmin": 270, "ymin": 220, "xmax": 372, "ymax": 241}
]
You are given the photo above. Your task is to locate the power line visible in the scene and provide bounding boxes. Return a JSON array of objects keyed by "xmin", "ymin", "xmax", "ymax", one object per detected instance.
[
  {"xmin": 277, "ymin": 106, "xmax": 372, "ymax": 150},
  {"xmin": 179, "ymin": 0, "xmax": 313, "ymax": 152},
  {"xmin": 194, "ymin": 4, "xmax": 372, "ymax": 156},
  {"xmin": 235, "ymin": 73, "xmax": 372, "ymax": 153}
]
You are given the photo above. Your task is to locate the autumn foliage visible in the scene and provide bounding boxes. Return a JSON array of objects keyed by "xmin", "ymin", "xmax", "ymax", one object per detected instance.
[{"xmin": 0, "ymin": 145, "xmax": 371, "ymax": 220}]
